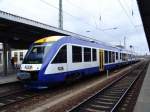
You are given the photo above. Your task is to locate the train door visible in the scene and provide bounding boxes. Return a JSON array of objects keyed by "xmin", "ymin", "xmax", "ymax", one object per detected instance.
[{"xmin": 99, "ymin": 49, "xmax": 104, "ymax": 71}]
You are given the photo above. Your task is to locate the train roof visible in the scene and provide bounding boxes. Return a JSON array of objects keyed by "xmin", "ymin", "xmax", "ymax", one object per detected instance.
[
  {"xmin": 34, "ymin": 36, "xmax": 64, "ymax": 44},
  {"xmin": 56, "ymin": 36, "xmax": 130, "ymax": 52},
  {"xmin": 35, "ymin": 35, "xmax": 132, "ymax": 53}
]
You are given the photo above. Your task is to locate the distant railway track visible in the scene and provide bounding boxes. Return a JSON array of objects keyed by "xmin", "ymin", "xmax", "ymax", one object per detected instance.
[
  {"xmin": 69, "ymin": 61, "xmax": 148, "ymax": 112},
  {"xmin": 115, "ymin": 61, "xmax": 149, "ymax": 112}
]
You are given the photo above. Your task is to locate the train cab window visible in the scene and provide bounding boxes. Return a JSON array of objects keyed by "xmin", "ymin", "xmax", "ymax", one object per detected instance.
[
  {"xmin": 72, "ymin": 46, "xmax": 82, "ymax": 62},
  {"xmin": 104, "ymin": 51, "xmax": 108, "ymax": 64},
  {"xmin": 109, "ymin": 51, "xmax": 112, "ymax": 63},
  {"xmin": 92, "ymin": 49, "xmax": 97, "ymax": 61},
  {"xmin": 23, "ymin": 44, "xmax": 52, "ymax": 64},
  {"xmin": 84, "ymin": 47, "xmax": 91, "ymax": 62},
  {"xmin": 116, "ymin": 52, "xmax": 118, "ymax": 60},
  {"xmin": 52, "ymin": 45, "xmax": 67, "ymax": 64}
]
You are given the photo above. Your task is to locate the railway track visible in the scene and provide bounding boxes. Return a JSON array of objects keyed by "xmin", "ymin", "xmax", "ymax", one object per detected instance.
[
  {"xmin": 0, "ymin": 90, "xmax": 38, "ymax": 108},
  {"xmin": 116, "ymin": 61, "xmax": 149, "ymax": 112},
  {"xmin": 69, "ymin": 61, "xmax": 148, "ymax": 112},
  {"xmin": 0, "ymin": 81, "xmax": 25, "ymax": 98},
  {"xmin": 0, "ymin": 81, "xmax": 21, "ymax": 90},
  {"xmin": 0, "ymin": 61, "xmax": 147, "ymax": 111},
  {"xmin": 0, "ymin": 81, "xmax": 39, "ymax": 109}
]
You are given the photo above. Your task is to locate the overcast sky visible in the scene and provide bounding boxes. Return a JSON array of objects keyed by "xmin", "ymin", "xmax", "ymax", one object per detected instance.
[{"xmin": 0, "ymin": 0, "xmax": 149, "ymax": 55}]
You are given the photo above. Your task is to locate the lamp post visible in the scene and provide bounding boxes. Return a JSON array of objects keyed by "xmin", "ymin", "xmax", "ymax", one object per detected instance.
[
  {"xmin": 59, "ymin": 0, "xmax": 63, "ymax": 29},
  {"xmin": 130, "ymin": 45, "xmax": 133, "ymax": 49},
  {"xmin": 124, "ymin": 36, "xmax": 126, "ymax": 48},
  {"xmin": 86, "ymin": 30, "xmax": 91, "ymax": 33}
]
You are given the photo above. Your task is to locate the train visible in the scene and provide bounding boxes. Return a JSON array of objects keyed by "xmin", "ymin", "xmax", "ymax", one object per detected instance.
[{"xmin": 17, "ymin": 36, "xmax": 138, "ymax": 89}]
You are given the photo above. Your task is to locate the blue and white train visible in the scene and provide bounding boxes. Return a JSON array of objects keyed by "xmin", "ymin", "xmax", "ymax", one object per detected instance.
[{"xmin": 17, "ymin": 36, "xmax": 137, "ymax": 89}]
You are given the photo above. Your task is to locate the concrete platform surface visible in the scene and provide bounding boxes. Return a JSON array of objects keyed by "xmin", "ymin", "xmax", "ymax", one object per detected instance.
[
  {"xmin": 0, "ymin": 73, "xmax": 18, "ymax": 84},
  {"xmin": 0, "ymin": 65, "xmax": 19, "ymax": 84},
  {"xmin": 134, "ymin": 63, "xmax": 150, "ymax": 112}
]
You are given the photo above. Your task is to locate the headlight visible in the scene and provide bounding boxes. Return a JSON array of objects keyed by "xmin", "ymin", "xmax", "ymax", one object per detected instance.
[{"xmin": 17, "ymin": 72, "xmax": 31, "ymax": 80}]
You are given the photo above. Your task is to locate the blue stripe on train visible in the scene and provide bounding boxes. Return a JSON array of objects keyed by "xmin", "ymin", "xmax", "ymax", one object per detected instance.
[
  {"xmin": 26, "ymin": 61, "xmax": 137, "ymax": 88},
  {"xmin": 39, "ymin": 66, "xmax": 100, "ymax": 82},
  {"xmin": 25, "ymin": 66, "xmax": 100, "ymax": 88}
]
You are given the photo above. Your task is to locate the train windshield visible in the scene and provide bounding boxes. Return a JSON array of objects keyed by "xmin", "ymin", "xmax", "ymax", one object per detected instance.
[{"xmin": 23, "ymin": 44, "xmax": 52, "ymax": 64}]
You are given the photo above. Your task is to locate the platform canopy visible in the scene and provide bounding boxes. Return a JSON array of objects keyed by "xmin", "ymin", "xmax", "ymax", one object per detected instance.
[
  {"xmin": 0, "ymin": 10, "xmax": 79, "ymax": 49},
  {"xmin": 137, "ymin": 0, "xmax": 150, "ymax": 50}
]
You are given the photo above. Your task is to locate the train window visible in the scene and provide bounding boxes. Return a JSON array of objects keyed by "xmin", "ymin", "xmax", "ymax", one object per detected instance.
[
  {"xmin": 84, "ymin": 47, "xmax": 91, "ymax": 62},
  {"xmin": 109, "ymin": 51, "xmax": 112, "ymax": 63},
  {"xmin": 52, "ymin": 45, "xmax": 67, "ymax": 64},
  {"xmin": 112, "ymin": 52, "xmax": 115, "ymax": 62},
  {"xmin": 125, "ymin": 53, "xmax": 127, "ymax": 61},
  {"xmin": 116, "ymin": 52, "xmax": 118, "ymax": 60},
  {"xmin": 129, "ymin": 54, "xmax": 131, "ymax": 59},
  {"xmin": 0, "ymin": 53, "xmax": 1, "ymax": 64},
  {"xmin": 122, "ymin": 53, "xmax": 126, "ymax": 61},
  {"xmin": 120, "ymin": 53, "xmax": 122, "ymax": 60},
  {"xmin": 20, "ymin": 52, "xmax": 24, "ymax": 61},
  {"xmin": 72, "ymin": 46, "xmax": 82, "ymax": 62},
  {"xmin": 104, "ymin": 51, "xmax": 108, "ymax": 64},
  {"xmin": 23, "ymin": 44, "xmax": 52, "ymax": 64},
  {"xmin": 92, "ymin": 49, "xmax": 97, "ymax": 61}
]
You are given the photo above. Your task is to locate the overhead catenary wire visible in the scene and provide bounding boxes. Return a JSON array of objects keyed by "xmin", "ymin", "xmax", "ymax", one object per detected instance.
[
  {"xmin": 119, "ymin": 0, "xmax": 143, "ymax": 28},
  {"xmin": 64, "ymin": 0, "xmax": 95, "ymax": 18},
  {"xmin": 122, "ymin": 0, "xmax": 133, "ymax": 15},
  {"xmin": 39, "ymin": 0, "xmax": 115, "ymax": 38},
  {"xmin": 39, "ymin": 0, "xmax": 97, "ymax": 28},
  {"xmin": 117, "ymin": 0, "xmax": 137, "ymax": 29},
  {"xmin": 65, "ymin": 0, "xmax": 119, "ymax": 31},
  {"xmin": 64, "ymin": 0, "xmax": 100, "ymax": 30},
  {"xmin": 39, "ymin": 0, "xmax": 143, "ymax": 50}
]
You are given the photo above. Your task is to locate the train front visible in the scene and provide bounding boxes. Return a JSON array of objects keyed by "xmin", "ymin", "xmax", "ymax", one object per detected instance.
[{"xmin": 17, "ymin": 36, "xmax": 62, "ymax": 89}]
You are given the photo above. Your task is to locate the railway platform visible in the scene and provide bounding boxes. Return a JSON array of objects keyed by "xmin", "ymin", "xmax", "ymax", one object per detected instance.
[
  {"xmin": 134, "ymin": 62, "xmax": 150, "ymax": 112},
  {"xmin": 0, "ymin": 66, "xmax": 19, "ymax": 84},
  {"xmin": 0, "ymin": 73, "xmax": 18, "ymax": 84}
]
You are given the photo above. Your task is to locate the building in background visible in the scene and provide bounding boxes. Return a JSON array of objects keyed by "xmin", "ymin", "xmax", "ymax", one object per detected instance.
[
  {"xmin": 11, "ymin": 50, "xmax": 27, "ymax": 66},
  {"xmin": 0, "ymin": 43, "xmax": 27, "ymax": 69}
]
